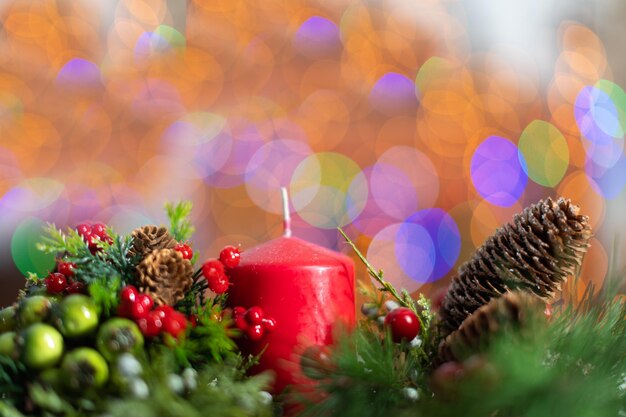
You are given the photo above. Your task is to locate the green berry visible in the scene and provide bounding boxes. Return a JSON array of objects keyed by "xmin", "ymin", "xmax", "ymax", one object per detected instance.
[
  {"xmin": 62, "ymin": 348, "xmax": 109, "ymax": 390},
  {"xmin": 39, "ymin": 368, "xmax": 62, "ymax": 388},
  {"xmin": 18, "ymin": 296, "xmax": 53, "ymax": 327},
  {"xmin": 0, "ymin": 332, "xmax": 16, "ymax": 358},
  {"xmin": 0, "ymin": 306, "xmax": 16, "ymax": 333},
  {"xmin": 96, "ymin": 318, "xmax": 144, "ymax": 362},
  {"xmin": 55, "ymin": 295, "xmax": 99, "ymax": 338},
  {"xmin": 20, "ymin": 323, "xmax": 64, "ymax": 370}
]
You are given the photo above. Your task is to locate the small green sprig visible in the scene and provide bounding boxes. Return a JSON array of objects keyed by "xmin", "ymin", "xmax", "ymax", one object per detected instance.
[
  {"xmin": 165, "ymin": 201, "xmax": 195, "ymax": 242},
  {"xmin": 337, "ymin": 228, "xmax": 434, "ymax": 341},
  {"xmin": 36, "ymin": 224, "xmax": 88, "ymax": 256}
]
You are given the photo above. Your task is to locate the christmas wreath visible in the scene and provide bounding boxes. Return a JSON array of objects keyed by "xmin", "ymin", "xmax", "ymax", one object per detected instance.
[{"xmin": 0, "ymin": 198, "xmax": 624, "ymax": 417}]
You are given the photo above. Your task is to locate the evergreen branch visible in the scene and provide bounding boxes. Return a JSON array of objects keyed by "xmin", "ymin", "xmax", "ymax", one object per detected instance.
[
  {"xmin": 89, "ymin": 276, "xmax": 121, "ymax": 317},
  {"xmin": 36, "ymin": 224, "xmax": 87, "ymax": 256},
  {"xmin": 165, "ymin": 201, "xmax": 195, "ymax": 242},
  {"xmin": 337, "ymin": 228, "xmax": 431, "ymax": 341}
]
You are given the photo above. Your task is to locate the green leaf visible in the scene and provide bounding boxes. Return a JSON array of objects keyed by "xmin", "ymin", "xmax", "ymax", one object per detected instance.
[{"xmin": 165, "ymin": 201, "xmax": 195, "ymax": 242}]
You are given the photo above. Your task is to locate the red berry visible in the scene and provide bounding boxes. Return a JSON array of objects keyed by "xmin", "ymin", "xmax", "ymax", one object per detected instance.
[
  {"xmin": 91, "ymin": 223, "xmax": 108, "ymax": 238},
  {"xmin": 163, "ymin": 312, "xmax": 187, "ymax": 339},
  {"xmin": 233, "ymin": 306, "xmax": 246, "ymax": 317},
  {"xmin": 245, "ymin": 306, "xmax": 264, "ymax": 325},
  {"xmin": 262, "ymin": 317, "xmax": 277, "ymax": 332},
  {"xmin": 137, "ymin": 311, "xmax": 163, "ymax": 338},
  {"xmin": 66, "ymin": 281, "xmax": 86, "ymax": 294},
  {"xmin": 384, "ymin": 307, "xmax": 421, "ymax": 343},
  {"xmin": 219, "ymin": 246, "xmax": 241, "ymax": 269},
  {"xmin": 76, "ymin": 223, "xmax": 91, "ymax": 238},
  {"xmin": 86, "ymin": 235, "xmax": 100, "ymax": 252},
  {"xmin": 57, "ymin": 261, "xmax": 76, "ymax": 277},
  {"xmin": 130, "ymin": 302, "xmax": 150, "ymax": 320},
  {"xmin": 189, "ymin": 314, "xmax": 198, "ymax": 328},
  {"xmin": 202, "ymin": 259, "xmax": 225, "ymax": 280},
  {"xmin": 153, "ymin": 305, "xmax": 175, "ymax": 319},
  {"xmin": 120, "ymin": 286, "xmax": 138, "ymax": 305},
  {"xmin": 136, "ymin": 294, "xmax": 154, "ymax": 311},
  {"xmin": 207, "ymin": 273, "xmax": 229, "ymax": 295},
  {"xmin": 234, "ymin": 315, "xmax": 248, "ymax": 331},
  {"xmin": 247, "ymin": 324, "xmax": 264, "ymax": 341},
  {"xmin": 45, "ymin": 273, "xmax": 68, "ymax": 294},
  {"xmin": 174, "ymin": 243, "xmax": 193, "ymax": 260}
]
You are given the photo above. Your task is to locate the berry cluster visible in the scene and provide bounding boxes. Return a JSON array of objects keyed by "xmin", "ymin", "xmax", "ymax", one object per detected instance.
[
  {"xmin": 232, "ymin": 306, "xmax": 276, "ymax": 342},
  {"xmin": 44, "ymin": 261, "xmax": 85, "ymax": 295},
  {"xmin": 117, "ymin": 286, "xmax": 188, "ymax": 339},
  {"xmin": 76, "ymin": 223, "xmax": 113, "ymax": 253},
  {"xmin": 201, "ymin": 245, "xmax": 241, "ymax": 295}
]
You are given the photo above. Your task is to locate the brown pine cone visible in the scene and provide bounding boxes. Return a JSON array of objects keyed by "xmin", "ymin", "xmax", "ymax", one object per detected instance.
[
  {"xmin": 128, "ymin": 225, "xmax": 177, "ymax": 260},
  {"xmin": 136, "ymin": 248, "xmax": 193, "ymax": 306},
  {"xmin": 439, "ymin": 197, "xmax": 591, "ymax": 334},
  {"xmin": 438, "ymin": 291, "xmax": 543, "ymax": 363}
]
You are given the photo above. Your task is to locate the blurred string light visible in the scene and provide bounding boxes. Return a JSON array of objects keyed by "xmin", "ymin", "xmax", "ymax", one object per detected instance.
[{"xmin": 0, "ymin": 0, "xmax": 621, "ymax": 298}]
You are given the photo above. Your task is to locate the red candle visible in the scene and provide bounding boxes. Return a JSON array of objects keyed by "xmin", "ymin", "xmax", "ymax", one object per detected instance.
[{"xmin": 228, "ymin": 192, "xmax": 356, "ymax": 393}]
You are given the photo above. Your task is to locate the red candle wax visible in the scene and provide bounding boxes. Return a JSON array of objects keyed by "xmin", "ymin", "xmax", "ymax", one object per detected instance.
[{"xmin": 228, "ymin": 235, "xmax": 355, "ymax": 393}]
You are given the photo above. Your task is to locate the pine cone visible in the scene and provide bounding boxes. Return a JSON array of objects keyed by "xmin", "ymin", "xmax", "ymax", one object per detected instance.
[
  {"xmin": 440, "ymin": 197, "xmax": 591, "ymax": 334},
  {"xmin": 438, "ymin": 291, "xmax": 543, "ymax": 362},
  {"xmin": 136, "ymin": 248, "xmax": 193, "ymax": 306},
  {"xmin": 128, "ymin": 225, "xmax": 177, "ymax": 259}
]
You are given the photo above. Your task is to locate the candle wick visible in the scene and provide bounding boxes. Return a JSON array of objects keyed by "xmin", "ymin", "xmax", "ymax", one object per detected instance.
[{"xmin": 281, "ymin": 187, "xmax": 292, "ymax": 238}]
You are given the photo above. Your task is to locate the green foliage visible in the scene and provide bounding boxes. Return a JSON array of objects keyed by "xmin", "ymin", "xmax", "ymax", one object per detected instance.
[
  {"xmin": 36, "ymin": 225, "xmax": 136, "ymax": 288},
  {"xmin": 303, "ymin": 295, "xmax": 626, "ymax": 417},
  {"xmin": 89, "ymin": 276, "xmax": 121, "ymax": 317},
  {"xmin": 104, "ymin": 355, "xmax": 272, "ymax": 417},
  {"xmin": 36, "ymin": 224, "xmax": 87, "ymax": 257},
  {"xmin": 0, "ymin": 356, "xmax": 27, "ymax": 406},
  {"xmin": 165, "ymin": 201, "xmax": 195, "ymax": 242},
  {"xmin": 299, "ymin": 328, "xmax": 420, "ymax": 417},
  {"xmin": 168, "ymin": 305, "xmax": 237, "ymax": 368}
]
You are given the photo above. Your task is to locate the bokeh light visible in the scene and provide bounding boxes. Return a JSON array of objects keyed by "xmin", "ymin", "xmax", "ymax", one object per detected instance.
[
  {"xmin": 290, "ymin": 152, "xmax": 368, "ymax": 229},
  {"xmin": 397, "ymin": 209, "xmax": 461, "ymax": 283},
  {"xmin": 518, "ymin": 120, "xmax": 569, "ymax": 187},
  {"xmin": 470, "ymin": 136, "xmax": 527, "ymax": 206},
  {"xmin": 11, "ymin": 217, "xmax": 56, "ymax": 276},
  {"xmin": 369, "ymin": 72, "xmax": 419, "ymax": 115},
  {"xmin": 0, "ymin": 0, "xmax": 623, "ymax": 304},
  {"xmin": 293, "ymin": 16, "xmax": 341, "ymax": 59}
]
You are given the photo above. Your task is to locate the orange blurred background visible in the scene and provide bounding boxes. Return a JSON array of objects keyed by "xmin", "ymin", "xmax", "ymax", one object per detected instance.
[{"xmin": 0, "ymin": 0, "xmax": 624, "ymax": 306}]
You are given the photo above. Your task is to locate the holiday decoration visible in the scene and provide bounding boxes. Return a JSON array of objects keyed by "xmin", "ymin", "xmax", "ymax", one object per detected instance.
[
  {"xmin": 302, "ymin": 199, "xmax": 625, "ymax": 417},
  {"xmin": 438, "ymin": 291, "xmax": 542, "ymax": 362},
  {"xmin": 384, "ymin": 307, "xmax": 421, "ymax": 343},
  {"xmin": 227, "ymin": 190, "xmax": 356, "ymax": 393},
  {"xmin": 136, "ymin": 248, "xmax": 193, "ymax": 306},
  {"xmin": 0, "ymin": 198, "xmax": 624, "ymax": 417},
  {"xmin": 128, "ymin": 226, "xmax": 178, "ymax": 259},
  {"xmin": 232, "ymin": 306, "xmax": 277, "ymax": 342},
  {"xmin": 439, "ymin": 197, "xmax": 592, "ymax": 334},
  {"xmin": 0, "ymin": 202, "xmax": 273, "ymax": 417}
]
